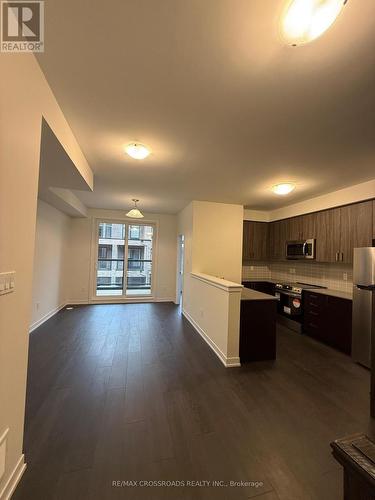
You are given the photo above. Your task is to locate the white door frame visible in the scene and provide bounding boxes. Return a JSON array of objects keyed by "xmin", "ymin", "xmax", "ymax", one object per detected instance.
[{"xmin": 175, "ymin": 234, "xmax": 185, "ymax": 306}]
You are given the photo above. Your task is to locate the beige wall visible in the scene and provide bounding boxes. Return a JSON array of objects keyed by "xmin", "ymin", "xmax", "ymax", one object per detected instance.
[
  {"xmin": 66, "ymin": 208, "xmax": 177, "ymax": 303},
  {"xmin": 192, "ymin": 201, "xmax": 243, "ymax": 283},
  {"xmin": 30, "ymin": 200, "xmax": 70, "ymax": 330},
  {"xmin": 0, "ymin": 54, "xmax": 92, "ymax": 496}
]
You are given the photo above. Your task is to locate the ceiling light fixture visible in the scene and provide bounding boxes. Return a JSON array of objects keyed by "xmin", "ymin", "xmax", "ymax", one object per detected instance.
[
  {"xmin": 126, "ymin": 199, "xmax": 144, "ymax": 218},
  {"xmin": 272, "ymin": 183, "xmax": 296, "ymax": 195},
  {"xmin": 125, "ymin": 142, "xmax": 150, "ymax": 160},
  {"xmin": 281, "ymin": 0, "xmax": 347, "ymax": 46}
]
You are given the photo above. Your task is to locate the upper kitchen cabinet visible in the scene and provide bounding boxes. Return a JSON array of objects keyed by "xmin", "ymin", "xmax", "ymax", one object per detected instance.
[
  {"xmin": 244, "ymin": 199, "xmax": 373, "ymax": 264},
  {"xmin": 316, "ymin": 208, "xmax": 341, "ymax": 263},
  {"xmin": 269, "ymin": 220, "xmax": 287, "ymax": 260},
  {"xmin": 286, "ymin": 216, "xmax": 302, "ymax": 241},
  {"xmin": 339, "ymin": 201, "xmax": 373, "ymax": 263},
  {"xmin": 301, "ymin": 213, "xmax": 317, "ymax": 240},
  {"xmin": 284, "ymin": 213, "xmax": 317, "ymax": 242},
  {"xmin": 243, "ymin": 221, "xmax": 269, "ymax": 261},
  {"xmin": 315, "ymin": 201, "xmax": 372, "ymax": 263}
]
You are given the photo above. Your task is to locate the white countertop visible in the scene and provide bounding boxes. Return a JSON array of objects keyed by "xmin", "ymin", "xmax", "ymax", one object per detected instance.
[{"xmin": 241, "ymin": 288, "xmax": 278, "ymax": 301}]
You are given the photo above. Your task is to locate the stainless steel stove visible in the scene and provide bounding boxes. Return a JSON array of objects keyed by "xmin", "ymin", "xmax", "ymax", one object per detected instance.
[
  {"xmin": 274, "ymin": 282, "xmax": 326, "ymax": 332},
  {"xmin": 275, "ymin": 281, "xmax": 325, "ymax": 296}
]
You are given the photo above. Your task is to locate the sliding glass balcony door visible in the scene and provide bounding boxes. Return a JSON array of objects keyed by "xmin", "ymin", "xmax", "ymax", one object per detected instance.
[{"xmin": 96, "ymin": 221, "xmax": 154, "ymax": 297}]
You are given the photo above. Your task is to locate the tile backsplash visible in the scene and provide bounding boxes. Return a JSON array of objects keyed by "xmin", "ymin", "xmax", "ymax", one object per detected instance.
[{"xmin": 242, "ymin": 261, "xmax": 353, "ymax": 293}]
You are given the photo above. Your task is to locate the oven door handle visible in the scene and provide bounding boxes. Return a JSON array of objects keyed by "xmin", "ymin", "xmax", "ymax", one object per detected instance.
[
  {"xmin": 302, "ymin": 241, "xmax": 307, "ymax": 256},
  {"xmin": 280, "ymin": 291, "xmax": 301, "ymax": 298}
]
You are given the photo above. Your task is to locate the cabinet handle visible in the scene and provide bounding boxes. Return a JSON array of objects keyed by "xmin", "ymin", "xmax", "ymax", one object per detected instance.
[
  {"xmin": 341, "ymin": 252, "xmax": 344, "ymax": 262},
  {"xmin": 335, "ymin": 252, "xmax": 339, "ymax": 262}
]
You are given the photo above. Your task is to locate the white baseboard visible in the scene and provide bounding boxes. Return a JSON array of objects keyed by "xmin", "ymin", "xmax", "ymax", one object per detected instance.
[
  {"xmin": 66, "ymin": 299, "xmax": 89, "ymax": 305},
  {"xmin": 66, "ymin": 298, "xmax": 175, "ymax": 305},
  {"xmin": 0, "ymin": 455, "xmax": 26, "ymax": 500},
  {"xmin": 29, "ymin": 303, "xmax": 67, "ymax": 333},
  {"xmin": 182, "ymin": 309, "xmax": 241, "ymax": 368}
]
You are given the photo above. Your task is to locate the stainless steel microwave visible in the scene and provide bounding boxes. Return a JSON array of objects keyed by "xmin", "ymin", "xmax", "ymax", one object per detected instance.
[{"xmin": 286, "ymin": 239, "xmax": 315, "ymax": 260}]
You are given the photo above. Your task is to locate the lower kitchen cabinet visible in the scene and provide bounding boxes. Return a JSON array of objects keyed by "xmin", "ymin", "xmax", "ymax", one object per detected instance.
[
  {"xmin": 240, "ymin": 298, "xmax": 277, "ymax": 362},
  {"xmin": 303, "ymin": 291, "xmax": 352, "ymax": 354}
]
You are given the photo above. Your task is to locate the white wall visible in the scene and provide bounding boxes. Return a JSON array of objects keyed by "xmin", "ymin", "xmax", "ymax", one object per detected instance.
[
  {"xmin": 66, "ymin": 208, "xmax": 177, "ymax": 303},
  {"xmin": 0, "ymin": 53, "xmax": 92, "ymax": 499},
  {"xmin": 30, "ymin": 200, "xmax": 69, "ymax": 330},
  {"xmin": 177, "ymin": 201, "xmax": 243, "ymax": 366}
]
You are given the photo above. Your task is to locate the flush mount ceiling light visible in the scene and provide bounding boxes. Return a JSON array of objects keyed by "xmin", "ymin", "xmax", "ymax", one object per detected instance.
[
  {"xmin": 272, "ymin": 183, "xmax": 296, "ymax": 195},
  {"xmin": 126, "ymin": 199, "xmax": 144, "ymax": 218},
  {"xmin": 281, "ymin": 0, "xmax": 347, "ymax": 46},
  {"xmin": 125, "ymin": 142, "xmax": 150, "ymax": 160}
]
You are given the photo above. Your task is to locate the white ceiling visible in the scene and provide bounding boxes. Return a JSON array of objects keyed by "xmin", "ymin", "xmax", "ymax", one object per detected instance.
[{"xmin": 37, "ymin": 0, "xmax": 375, "ymax": 214}]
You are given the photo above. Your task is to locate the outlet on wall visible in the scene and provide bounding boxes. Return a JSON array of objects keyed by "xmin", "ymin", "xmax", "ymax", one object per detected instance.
[
  {"xmin": 289, "ymin": 268, "xmax": 296, "ymax": 274},
  {"xmin": 343, "ymin": 273, "xmax": 348, "ymax": 281},
  {"xmin": 36, "ymin": 302, "xmax": 40, "ymax": 310}
]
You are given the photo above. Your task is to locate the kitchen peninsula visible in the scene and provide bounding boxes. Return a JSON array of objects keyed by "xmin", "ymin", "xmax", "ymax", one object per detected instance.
[{"xmin": 240, "ymin": 288, "xmax": 278, "ymax": 362}]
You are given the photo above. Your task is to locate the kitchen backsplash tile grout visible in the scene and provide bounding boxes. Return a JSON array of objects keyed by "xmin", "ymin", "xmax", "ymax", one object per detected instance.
[{"xmin": 242, "ymin": 261, "xmax": 353, "ymax": 293}]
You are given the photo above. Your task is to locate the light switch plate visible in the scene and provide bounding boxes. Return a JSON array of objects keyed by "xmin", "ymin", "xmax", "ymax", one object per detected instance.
[{"xmin": 0, "ymin": 272, "xmax": 16, "ymax": 296}]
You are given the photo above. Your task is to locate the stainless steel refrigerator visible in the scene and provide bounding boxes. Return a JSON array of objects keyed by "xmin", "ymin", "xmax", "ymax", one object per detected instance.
[{"xmin": 352, "ymin": 247, "xmax": 375, "ymax": 368}]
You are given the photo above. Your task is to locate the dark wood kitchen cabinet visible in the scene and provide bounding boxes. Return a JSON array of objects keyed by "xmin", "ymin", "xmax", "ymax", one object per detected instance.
[
  {"xmin": 301, "ymin": 212, "xmax": 317, "ymax": 240},
  {"xmin": 315, "ymin": 201, "xmax": 372, "ymax": 263},
  {"xmin": 269, "ymin": 219, "xmax": 287, "ymax": 260},
  {"xmin": 303, "ymin": 290, "xmax": 352, "ymax": 354},
  {"xmin": 243, "ymin": 221, "xmax": 269, "ymax": 261},
  {"xmin": 245, "ymin": 199, "xmax": 373, "ymax": 263},
  {"xmin": 316, "ymin": 208, "xmax": 341, "ymax": 263},
  {"xmin": 240, "ymin": 296, "xmax": 277, "ymax": 362},
  {"xmin": 286, "ymin": 216, "xmax": 302, "ymax": 241},
  {"xmin": 339, "ymin": 201, "xmax": 373, "ymax": 263}
]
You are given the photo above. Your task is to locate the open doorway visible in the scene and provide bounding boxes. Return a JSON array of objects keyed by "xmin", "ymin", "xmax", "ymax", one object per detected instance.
[{"xmin": 176, "ymin": 234, "xmax": 185, "ymax": 307}]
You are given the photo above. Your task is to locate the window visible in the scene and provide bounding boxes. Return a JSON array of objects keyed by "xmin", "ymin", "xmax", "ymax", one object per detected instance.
[
  {"xmin": 128, "ymin": 247, "xmax": 144, "ymax": 270},
  {"xmin": 96, "ymin": 222, "xmax": 154, "ymax": 297},
  {"xmin": 129, "ymin": 225, "xmax": 140, "ymax": 240},
  {"xmin": 98, "ymin": 244, "xmax": 112, "ymax": 259},
  {"xmin": 98, "ymin": 223, "xmax": 125, "ymax": 239}
]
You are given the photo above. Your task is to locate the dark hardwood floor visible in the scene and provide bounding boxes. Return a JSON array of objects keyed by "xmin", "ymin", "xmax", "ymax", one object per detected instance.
[{"xmin": 13, "ymin": 303, "xmax": 373, "ymax": 500}]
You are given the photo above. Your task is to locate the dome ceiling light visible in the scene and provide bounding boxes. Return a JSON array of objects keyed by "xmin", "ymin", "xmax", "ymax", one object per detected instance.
[
  {"xmin": 272, "ymin": 183, "xmax": 296, "ymax": 195},
  {"xmin": 125, "ymin": 142, "xmax": 150, "ymax": 160},
  {"xmin": 281, "ymin": 0, "xmax": 347, "ymax": 46},
  {"xmin": 126, "ymin": 199, "xmax": 144, "ymax": 218}
]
